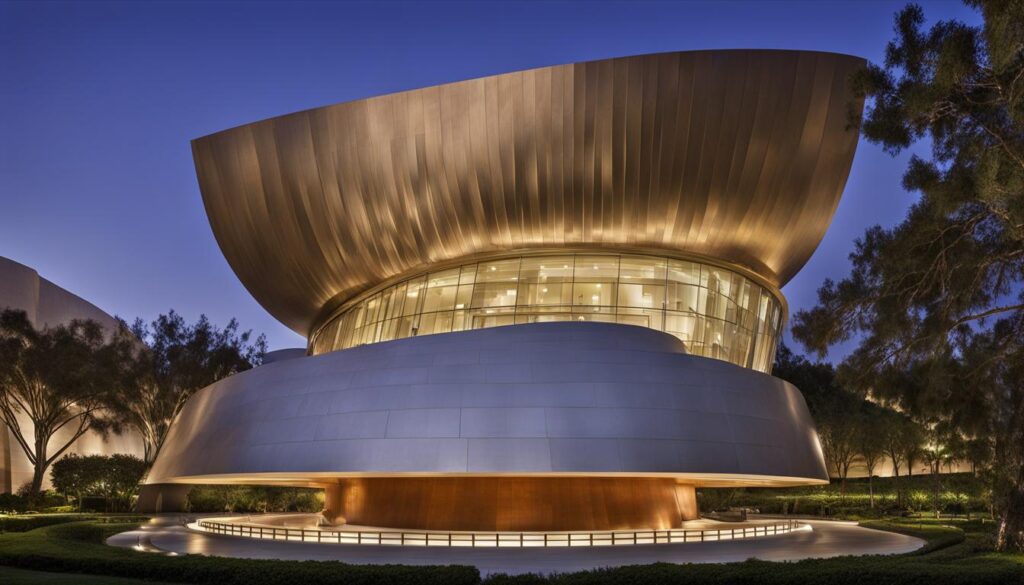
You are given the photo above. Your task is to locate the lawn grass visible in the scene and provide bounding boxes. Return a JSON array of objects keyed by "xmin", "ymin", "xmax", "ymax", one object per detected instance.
[
  {"xmin": 0, "ymin": 516, "xmax": 479, "ymax": 585},
  {"xmin": 0, "ymin": 565, "xmax": 176, "ymax": 585},
  {"xmin": 484, "ymin": 518, "xmax": 1024, "ymax": 585},
  {"xmin": 0, "ymin": 514, "xmax": 1022, "ymax": 585}
]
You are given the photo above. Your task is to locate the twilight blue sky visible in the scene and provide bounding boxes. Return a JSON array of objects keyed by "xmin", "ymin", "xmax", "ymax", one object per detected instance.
[{"xmin": 0, "ymin": 0, "xmax": 981, "ymax": 358}]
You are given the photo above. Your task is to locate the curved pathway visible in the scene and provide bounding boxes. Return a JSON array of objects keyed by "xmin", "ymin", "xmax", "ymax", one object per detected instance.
[{"xmin": 108, "ymin": 516, "xmax": 924, "ymax": 576}]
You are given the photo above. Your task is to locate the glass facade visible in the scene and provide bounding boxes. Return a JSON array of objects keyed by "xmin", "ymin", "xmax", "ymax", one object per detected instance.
[{"xmin": 309, "ymin": 253, "xmax": 784, "ymax": 372}]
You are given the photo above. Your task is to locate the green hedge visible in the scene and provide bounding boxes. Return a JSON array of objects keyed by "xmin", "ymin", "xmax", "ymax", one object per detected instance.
[
  {"xmin": 699, "ymin": 473, "xmax": 993, "ymax": 519},
  {"xmin": 186, "ymin": 485, "xmax": 322, "ymax": 513},
  {"xmin": 859, "ymin": 519, "xmax": 966, "ymax": 554},
  {"xmin": 0, "ymin": 514, "xmax": 97, "ymax": 533}
]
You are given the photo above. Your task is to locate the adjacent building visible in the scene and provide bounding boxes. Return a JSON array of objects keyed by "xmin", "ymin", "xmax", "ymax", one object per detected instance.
[
  {"xmin": 143, "ymin": 50, "xmax": 865, "ymax": 530},
  {"xmin": 0, "ymin": 256, "xmax": 144, "ymax": 493}
]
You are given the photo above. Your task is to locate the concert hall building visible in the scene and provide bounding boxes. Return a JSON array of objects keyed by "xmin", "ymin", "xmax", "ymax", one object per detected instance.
[{"xmin": 142, "ymin": 49, "xmax": 864, "ymax": 531}]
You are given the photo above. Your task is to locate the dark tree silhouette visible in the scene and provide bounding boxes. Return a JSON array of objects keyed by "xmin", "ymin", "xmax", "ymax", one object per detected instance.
[
  {"xmin": 0, "ymin": 309, "xmax": 121, "ymax": 495},
  {"xmin": 108, "ymin": 311, "xmax": 266, "ymax": 463},
  {"xmin": 792, "ymin": 1, "xmax": 1024, "ymax": 551}
]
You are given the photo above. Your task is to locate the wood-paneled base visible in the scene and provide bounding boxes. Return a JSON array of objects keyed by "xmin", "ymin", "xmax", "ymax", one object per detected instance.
[{"xmin": 321, "ymin": 477, "xmax": 697, "ymax": 531}]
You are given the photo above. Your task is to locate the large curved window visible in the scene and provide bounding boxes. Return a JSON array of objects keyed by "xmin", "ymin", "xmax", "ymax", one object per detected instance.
[{"xmin": 309, "ymin": 253, "xmax": 783, "ymax": 372}]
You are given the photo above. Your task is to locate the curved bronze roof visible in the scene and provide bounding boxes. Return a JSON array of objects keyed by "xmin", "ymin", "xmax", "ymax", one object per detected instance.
[{"xmin": 193, "ymin": 49, "xmax": 864, "ymax": 336}]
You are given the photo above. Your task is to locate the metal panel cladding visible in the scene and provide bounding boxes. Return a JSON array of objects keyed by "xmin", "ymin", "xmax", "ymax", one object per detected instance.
[{"xmin": 193, "ymin": 50, "xmax": 865, "ymax": 336}]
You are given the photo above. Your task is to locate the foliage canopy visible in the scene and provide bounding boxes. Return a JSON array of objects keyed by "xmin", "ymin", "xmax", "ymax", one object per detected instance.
[{"xmin": 792, "ymin": 0, "xmax": 1024, "ymax": 551}]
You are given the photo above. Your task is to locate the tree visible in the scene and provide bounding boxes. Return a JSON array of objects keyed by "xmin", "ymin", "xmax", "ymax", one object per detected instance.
[
  {"xmin": 817, "ymin": 396, "xmax": 862, "ymax": 498},
  {"xmin": 921, "ymin": 424, "xmax": 956, "ymax": 518},
  {"xmin": 882, "ymin": 413, "xmax": 905, "ymax": 482},
  {"xmin": 102, "ymin": 454, "xmax": 148, "ymax": 511},
  {"xmin": 773, "ymin": 345, "xmax": 864, "ymax": 497},
  {"xmin": 107, "ymin": 311, "xmax": 265, "ymax": 464},
  {"xmin": 772, "ymin": 344, "xmax": 840, "ymax": 411},
  {"xmin": 792, "ymin": 1, "xmax": 1024, "ymax": 551},
  {"xmin": 858, "ymin": 407, "xmax": 889, "ymax": 509},
  {"xmin": 882, "ymin": 412, "xmax": 925, "ymax": 506},
  {"xmin": 965, "ymin": 436, "xmax": 993, "ymax": 476},
  {"xmin": 0, "ymin": 309, "xmax": 122, "ymax": 495},
  {"xmin": 51, "ymin": 453, "xmax": 146, "ymax": 511},
  {"xmin": 51, "ymin": 453, "xmax": 105, "ymax": 511},
  {"xmin": 902, "ymin": 421, "xmax": 925, "ymax": 477}
]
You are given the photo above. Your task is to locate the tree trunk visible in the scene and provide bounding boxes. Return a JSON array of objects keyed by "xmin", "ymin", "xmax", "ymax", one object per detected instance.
[
  {"xmin": 30, "ymin": 462, "xmax": 46, "ymax": 495},
  {"xmin": 997, "ymin": 468, "xmax": 1024, "ymax": 552},
  {"xmin": 29, "ymin": 432, "xmax": 48, "ymax": 495},
  {"xmin": 893, "ymin": 466, "xmax": 901, "ymax": 507},
  {"xmin": 869, "ymin": 476, "xmax": 875, "ymax": 509}
]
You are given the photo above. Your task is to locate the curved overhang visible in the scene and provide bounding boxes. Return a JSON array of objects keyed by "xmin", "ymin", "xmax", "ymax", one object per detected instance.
[
  {"xmin": 193, "ymin": 49, "xmax": 865, "ymax": 336},
  {"xmin": 147, "ymin": 322, "xmax": 829, "ymax": 488},
  {"xmin": 145, "ymin": 472, "xmax": 826, "ymax": 489}
]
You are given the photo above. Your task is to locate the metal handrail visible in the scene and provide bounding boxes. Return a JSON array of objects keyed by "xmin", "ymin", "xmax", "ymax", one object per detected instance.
[{"xmin": 193, "ymin": 518, "xmax": 803, "ymax": 548}]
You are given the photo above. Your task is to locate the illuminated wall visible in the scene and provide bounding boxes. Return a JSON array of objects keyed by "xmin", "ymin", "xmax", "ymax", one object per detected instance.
[{"xmin": 0, "ymin": 256, "xmax": 144, "ymax": 493}]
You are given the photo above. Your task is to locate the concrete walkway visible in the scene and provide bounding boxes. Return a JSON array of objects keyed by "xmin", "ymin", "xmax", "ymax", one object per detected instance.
[{"xmin": 107, "ymin": 517, "xmax": 924, "ymax": 576}]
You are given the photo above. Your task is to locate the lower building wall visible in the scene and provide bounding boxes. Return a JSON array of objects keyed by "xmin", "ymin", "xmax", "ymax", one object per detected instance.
[
  {"xmin": 322, "ymin": 477, "xmax": 698, "ymax": 531},
  {"xmin": 135, "ymin": 483, "xmax": 192, "ymax": 513},
  {"xmin": 142, "ymin": 322, "xmax": 831, "ymax": 529},
  {"xmin": 147, "ymin": 323, "xmax": 831, "ymax": 488}
]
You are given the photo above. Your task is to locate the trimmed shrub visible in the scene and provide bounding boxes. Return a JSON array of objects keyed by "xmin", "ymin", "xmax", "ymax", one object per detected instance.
[
  {"xmin": 0, "ymin": 514, "xmax": 97, "ymax": 533},
  {"xmin": 187, "ymin": 485, "xmax": 322, "ymax": 513}
]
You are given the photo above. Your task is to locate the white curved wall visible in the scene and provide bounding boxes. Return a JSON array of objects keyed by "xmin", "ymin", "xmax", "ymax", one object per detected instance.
[{"xmin": 149, "ymin": 322, "xmax": 828, "ymax": 486}]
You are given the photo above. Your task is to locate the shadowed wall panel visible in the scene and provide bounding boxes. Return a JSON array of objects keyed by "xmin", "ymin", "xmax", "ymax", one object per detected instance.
[{"xmin": 193, "ymin": 50, "xmax": 864, "ymax": 338}]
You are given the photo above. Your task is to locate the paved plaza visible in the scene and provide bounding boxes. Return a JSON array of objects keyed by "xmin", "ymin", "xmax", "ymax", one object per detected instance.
[{"xmin": 108, "ymin": 516, "xmax": 924, "ymax": 576}]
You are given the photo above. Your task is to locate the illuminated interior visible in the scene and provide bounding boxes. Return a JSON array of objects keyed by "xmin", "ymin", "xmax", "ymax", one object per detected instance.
[{"xmin": 310, "ymin": 252, "xmax": 783, "ymax": 372}]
